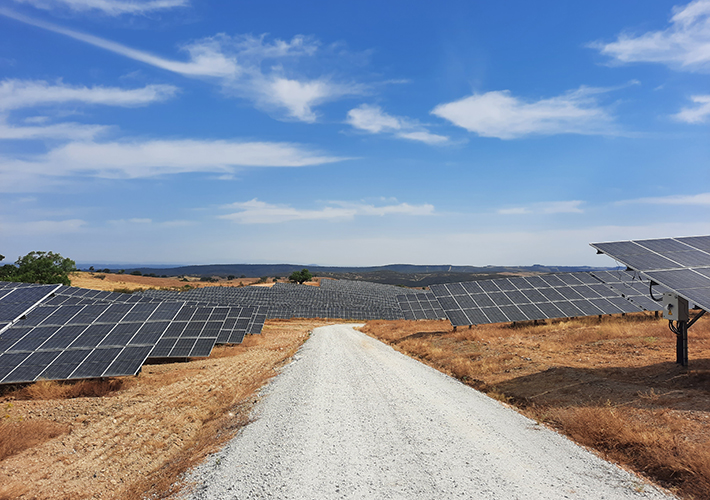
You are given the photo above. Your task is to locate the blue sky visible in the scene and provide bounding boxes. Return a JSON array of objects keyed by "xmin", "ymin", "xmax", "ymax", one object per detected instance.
[{"xmin": 1, "ymin": 0, "xmax": 709, "ymax": 267}]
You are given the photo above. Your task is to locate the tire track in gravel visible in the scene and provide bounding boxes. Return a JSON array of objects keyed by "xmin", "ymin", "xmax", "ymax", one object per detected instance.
[{"xmin": 185, "ymin": 324, "xmax": 676, "ymax": 500}]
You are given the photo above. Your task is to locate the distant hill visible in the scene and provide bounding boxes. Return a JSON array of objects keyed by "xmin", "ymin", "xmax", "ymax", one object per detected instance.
[{"xmin": 109, "ymin": 263, "xmax": 618, "ymax": 288}]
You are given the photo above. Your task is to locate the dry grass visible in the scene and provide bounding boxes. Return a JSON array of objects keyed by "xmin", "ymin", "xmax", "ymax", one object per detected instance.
[
  {"xmin": 1, "ymin": 378, "xmax": 130, "ymax": 400},
  {"xmin": 0, "ymin": 419, "xmax": 70, "ymax": 461},
  {"xmin": 0, "ymin": 319, "xmax": 329, "ymax": 500},
  {"xmin": 361, "ymin": 312, "xmax": 710, "ymax": 499}
]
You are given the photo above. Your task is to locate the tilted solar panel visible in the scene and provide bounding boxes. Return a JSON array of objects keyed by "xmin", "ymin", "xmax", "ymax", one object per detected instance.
[
  {"xmin": 591, "ymin": 236, "xmax": 710, "ymax": 313},
  {"xmin": 0, "ymin": 284, "xmax": 61, "ymax": 331},
  {"xmin": 0, "ymin": 300, "xmax": 182, "ymax": 384},
  {"xmin": 430, "ymin": 272, "xmax": 651, "ymax": 327}
]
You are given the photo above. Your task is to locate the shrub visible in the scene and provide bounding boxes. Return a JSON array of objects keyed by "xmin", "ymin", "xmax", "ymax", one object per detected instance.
[{"xmin": 289, "ymin": 268, "xmax": 313, "ymax": 284}]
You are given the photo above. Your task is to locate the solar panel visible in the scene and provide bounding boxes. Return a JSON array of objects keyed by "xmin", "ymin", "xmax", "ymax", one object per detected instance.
[
  {"xmin": 430, "ymin": 272, "xmax": 650, "ymax": 327},
  {"xmin": 396, "ymin": 292, "xmax": 447, "ymax": 320},
  {"xmin": 0, "ymin": 284, "xmax": 61, "ymax": 331},
  {"xmin": 591, "ymin": 236, "xmax": 710, "ymax": 313},
  {"xmin": 0, "ymin": 300, "xmax": 192, "ymax": 384},
  {"xmin": 146, "ymin": 305, "xmax": 226, "ymax": 358}
]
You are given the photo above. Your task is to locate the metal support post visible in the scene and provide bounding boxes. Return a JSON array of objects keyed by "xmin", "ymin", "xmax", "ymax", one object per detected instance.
[{"xmin": 676, "ymin": 320, "xmax": 688, "ymax": 367}]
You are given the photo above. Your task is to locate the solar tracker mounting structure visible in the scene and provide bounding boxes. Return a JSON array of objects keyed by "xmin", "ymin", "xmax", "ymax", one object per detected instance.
[
  {"xmin": 429, "ymin": 271, "xmax": 664, "ymax": 329},
  {"xmin": 591, "ymin": 235, "xmax": 710, "ymax": 367}
]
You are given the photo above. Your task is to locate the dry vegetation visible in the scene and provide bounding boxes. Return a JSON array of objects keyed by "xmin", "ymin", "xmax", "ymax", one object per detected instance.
[
  {"xmin": 360, "ymin": 313, "xmax": 710, "ymax": 499},
  {"xmin": 69, "ymin": 271, "xmax": 321, "ymax": 293},
  {"xmin": 0, "ymin": 318, "xmax": 333, "ymax": 500},
  {"xmin": 69, "ymin": 271, "xmax": 261, "ymax": 292}
]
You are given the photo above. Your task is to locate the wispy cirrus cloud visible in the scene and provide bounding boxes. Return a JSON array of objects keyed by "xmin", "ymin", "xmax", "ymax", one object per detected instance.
[
  {"xmin": 346, "ymin": 104, "xmax": 449, "ymax": 144},
  {"xmin": 0, "ymin": 9, "xmax": 239, "ymax": 77},
  {"xmin": 0, "ymin": 138, "xmax": 347, "ymax": 191},
  {"xmin": 590, "ymin": 0, "xmax": 710, "ymax": 73},
  {"xmin": 497, "ymin": 200, "xmax": 584, "ymax": 215},
  {"xmin": 616, "ymin": 192, "xmax": 710, "ymax": 206},
  {"xmin": 219, "ymin": 199, "xmax": 435, "ymax": 224},
  {"xmin": 11, "ymin": 0, "xmax": 188, "ymax": 16},
  {"xmin": 673, "ymin": 94, "xmax": 710, "ymax": 123},
  {"xmin": 0, "ymin": 79, "xmax": 178, "ymax": 110},
  {"xmin": 431, "ymin": 86, "xmax": 621, "ymax": 139},
  {"xmin": 0, "ymin": 115, "xmax": 108, "ymax": 140},
  {"xmin": 0, "ymin": 9, "xmax": 366, "ymax": 122}
]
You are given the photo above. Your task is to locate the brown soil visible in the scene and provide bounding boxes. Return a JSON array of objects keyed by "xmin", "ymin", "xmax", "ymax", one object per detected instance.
[
  {"xmin": 360, "ymin": 313, "xmax": 710, "ymax": 499},
  {"xmin": 0, "ymin": 318, "xmax": 332, "ymax": 500}
]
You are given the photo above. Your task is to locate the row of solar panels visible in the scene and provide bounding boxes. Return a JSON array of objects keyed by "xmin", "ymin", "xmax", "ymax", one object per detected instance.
[
  {"xmin": 142, "ymin": 280, "xmax": 410, "ymax": 321},
  {"xmin": 145, "ymin": 272, "xmax": 664, "ymax": 328},
  {"xmin": 0, "ymin": 282, "xmax": 266, "ymax": 385}
]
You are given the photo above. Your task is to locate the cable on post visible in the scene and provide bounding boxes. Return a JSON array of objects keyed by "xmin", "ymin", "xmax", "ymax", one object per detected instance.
[{"xmin": 650, "ymin": 281, "xmax": 663, "ymax": 302}]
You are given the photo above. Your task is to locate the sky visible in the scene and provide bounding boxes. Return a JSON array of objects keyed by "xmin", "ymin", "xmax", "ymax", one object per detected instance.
[{"xmin": 1, "ymin": 0, "xmax": 709, "ymax": 267}]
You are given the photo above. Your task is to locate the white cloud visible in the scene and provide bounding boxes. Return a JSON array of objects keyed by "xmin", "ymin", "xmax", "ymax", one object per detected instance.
[
  {"xmin": 0, "ymin": 79, "xmax": 179, "ymax": 110},
  {"xmin": 591, "ymin": 0, "xmax": 710, "ymax": 72},
  {"xmin": 0, "ymin": 10, "xmax": 239, "ymax": 77},
  {"xmin": 219, "ymin": 199, "xmax": 434, "ymax": 224},
  {"xmin": 1, "ymin": 138, "xmax": 344, "ymax": 177},
  {"xmin": 0, "ymin": 138, "xmax": 347, "ymax": 191},
  {"xmin": 431, "ymin": 87, "xmax": 614, "ymax": 139},
  {"xmin": 617, "ymin": 192, "xmax": 710, "ymax": 205},
  {"xmin": 395, "ymin": 131, "xmax": 449, "ymax": 145},
  {"xmin": 0, "ymin": 10, "xmax": 364, "ymax": 121},
  {"xmin": 11, "ymin": 0, "xmax": 188, "ymax": 15},
  {"xmin": 497, "ymin": 200, "xmax": 584, "ymax": 215},
  {"xmin": 346, "ymin": 104, "xmax": 449, "ymax": 144},
  {"xmin": 263, "ymin": 77, "xmax": 361, "ymax": 123},
  {"xmin": 673, "ymin": 94, "xmax": 710, "ymax": 122},
  {"xmin": 0, "ymin": 116, "xmax": 108, "ymax": 140}
]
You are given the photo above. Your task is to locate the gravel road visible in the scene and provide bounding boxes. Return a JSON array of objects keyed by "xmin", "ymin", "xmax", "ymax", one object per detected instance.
[{"xmin": 185, "ymin": 324, "xmax": 675, "ymax": 500}]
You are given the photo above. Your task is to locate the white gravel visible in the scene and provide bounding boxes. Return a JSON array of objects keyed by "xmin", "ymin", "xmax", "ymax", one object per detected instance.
[{"xmin": 184, "ymin": 324, "xmax": 675, "ymax": 500}]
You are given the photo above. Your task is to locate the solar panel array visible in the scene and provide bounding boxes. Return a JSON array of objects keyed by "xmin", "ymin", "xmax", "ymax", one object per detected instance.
[
  {"xmin": 396, "ymin": 291, "xmax": 447, "ymax": 320},
  {"xmin": 0, "ymin": 282, "xmax": 269, "ymax": 384},
  {"xmin": 143, "ymin": 280, "xmax": 407, "ymax": 321},
  {"xmin": 591, "ymin": 236, "xmax": 710, "ymax": 313},
  {"xmin": 430, "ymin": 272, "xmax": 661, "ymax": 327}
]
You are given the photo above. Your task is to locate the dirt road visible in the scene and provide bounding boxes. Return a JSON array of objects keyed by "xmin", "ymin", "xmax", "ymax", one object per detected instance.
[{"xmin": 185, "ymin": 324, "xmax": 674, "ymax": 499}]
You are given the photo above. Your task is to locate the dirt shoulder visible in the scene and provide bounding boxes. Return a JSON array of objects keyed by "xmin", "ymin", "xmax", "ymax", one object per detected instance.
[
  {"xmin": 360, "ymin": 314, "xmax": 710, "ymax": 499},
  {"xmin": 0, "ymin": 318, "xmax": 334, "ymax": 500}
]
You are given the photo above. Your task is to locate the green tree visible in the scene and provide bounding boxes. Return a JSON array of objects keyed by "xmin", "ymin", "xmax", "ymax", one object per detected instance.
[
  {"xmin": 288, "ymin": 268, "xmax": 313, "ymax": 284},
  {"xmin": 2, "ymin": 251, "xmax": 76, "ymax": 285}
]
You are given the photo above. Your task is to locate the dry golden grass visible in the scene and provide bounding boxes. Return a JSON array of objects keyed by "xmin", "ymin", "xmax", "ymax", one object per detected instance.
[
  {"xmin": 1, "ymin": 378, "xmax": 130, "ymax": 400},
  {"xmin": 0, "ymin": 319, "xmax": 329, "ymax": 500},
  {"xmin": 361, "ymin": 312, "xmax": 710, "ymax": 499},
  {"xmin": 0, "ymin": 419, "xmax": 70, "ymax": 461}
]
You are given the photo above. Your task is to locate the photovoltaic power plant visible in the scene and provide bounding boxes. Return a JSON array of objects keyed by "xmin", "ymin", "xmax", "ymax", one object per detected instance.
[
  {"xmin": 429, "ymin": 272, "xmax": 661, "ymax": 327},
  {"xmin": 396, "ymin": 291, "xmax": 447, "ymax": 320},
  {"xmin": 591, "ymin": 236, "xmax": 710, "ymax": 314}
]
